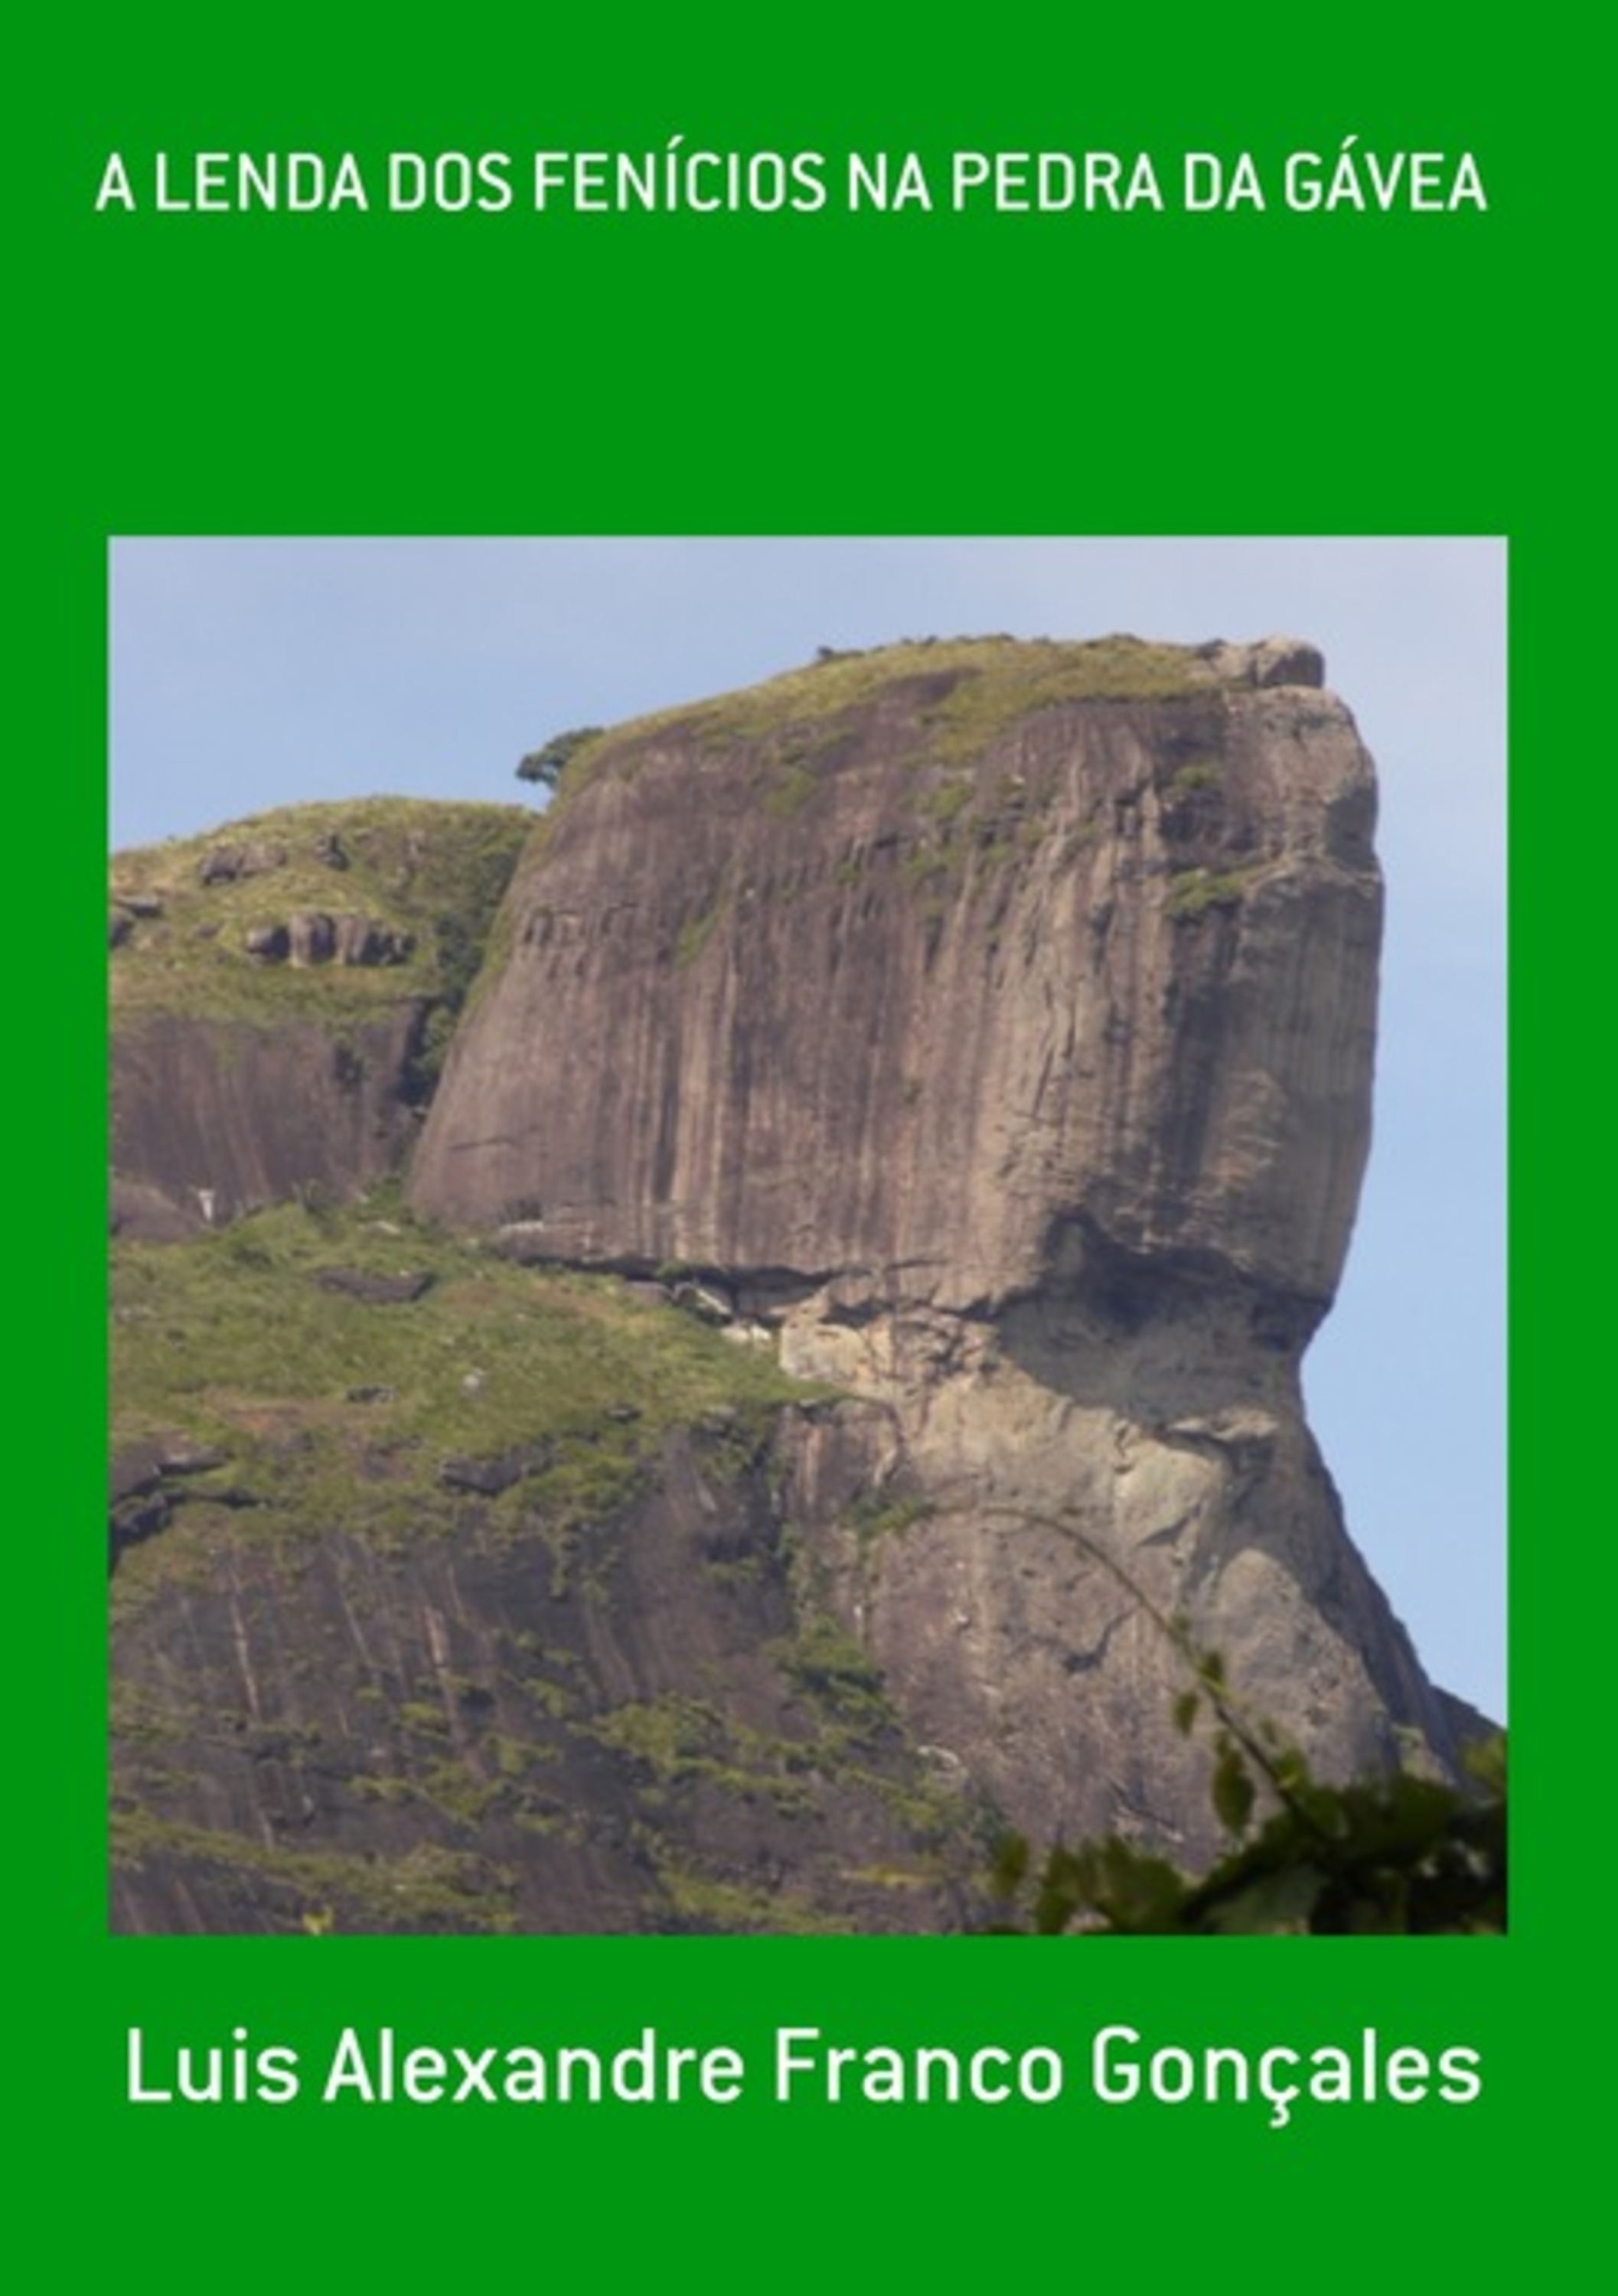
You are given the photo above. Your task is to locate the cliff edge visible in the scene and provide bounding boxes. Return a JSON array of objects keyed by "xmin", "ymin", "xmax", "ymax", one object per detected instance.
[{"xmin": 409, "ymin": 634, "xmax": 1459, "ymax": 1858}]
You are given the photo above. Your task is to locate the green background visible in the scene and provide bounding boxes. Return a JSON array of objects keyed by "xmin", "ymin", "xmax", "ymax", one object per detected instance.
[{"xmin": 14, "ymin": 3, "xmax": 1593, "ymax": 2281}]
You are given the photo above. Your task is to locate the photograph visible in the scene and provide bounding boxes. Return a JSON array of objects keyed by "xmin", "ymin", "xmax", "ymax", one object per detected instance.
[{"xmin": 109, "ymin": 536, "xmax": 1505, "ymax": 1936}]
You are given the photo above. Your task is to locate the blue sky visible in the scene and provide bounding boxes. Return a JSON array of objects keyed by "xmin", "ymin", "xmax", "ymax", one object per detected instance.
[{"xmin": 109, "ymin": 536, "xmax": 1506, "ymax": 1720}]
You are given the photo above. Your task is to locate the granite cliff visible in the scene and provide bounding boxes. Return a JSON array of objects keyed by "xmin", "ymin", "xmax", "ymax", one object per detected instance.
[{"xmin": 111, "ymin": 636, "xmax": 1466, "ymax": 1932}]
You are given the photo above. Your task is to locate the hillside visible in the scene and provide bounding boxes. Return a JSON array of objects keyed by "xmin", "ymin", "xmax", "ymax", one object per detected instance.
[
  {"xmin": 111, "ymin": 797, "xmax": 529, "ymax": 1238},
  {"xmin": 111, "ymin": 635, "xmax": 1464, "ymax": 1932},
  {"xmin": 112, "ymin": 1195, "xmax": 975, "ymax": 1932}
]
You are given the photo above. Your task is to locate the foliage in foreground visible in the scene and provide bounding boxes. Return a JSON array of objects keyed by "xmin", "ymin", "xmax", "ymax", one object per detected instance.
[{"xmin": 990, "ymin": 1640, "xmax": 1506, "ymax": 1937}]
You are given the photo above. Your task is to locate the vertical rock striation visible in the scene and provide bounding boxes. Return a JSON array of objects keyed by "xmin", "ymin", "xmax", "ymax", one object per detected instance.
[
  {"xmin": 410, "ymin": 635, "xmax": 1462, "ymax": 1863},
  {"xmin": 109, "ymin": 799, "xmax": 530, "ymax": 1234}
]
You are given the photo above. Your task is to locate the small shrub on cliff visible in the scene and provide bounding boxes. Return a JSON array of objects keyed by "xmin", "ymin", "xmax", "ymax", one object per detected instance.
[
  {"xmin": 517, "ymin": 726, "xmax": 604, "ymax": 793},
  {"xmin": 1166, "ymin": 866, "xmax": 1254, "ymax": 920}
]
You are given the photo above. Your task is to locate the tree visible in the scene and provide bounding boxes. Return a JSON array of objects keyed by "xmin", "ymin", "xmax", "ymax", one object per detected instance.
[
  {"xmin": 516, "ymin": 726, "xmax": 603, "ymax": 794},
  {"xmin": 989, "ymin": 1713, "xmax": 1505, "ymax": 1936}
]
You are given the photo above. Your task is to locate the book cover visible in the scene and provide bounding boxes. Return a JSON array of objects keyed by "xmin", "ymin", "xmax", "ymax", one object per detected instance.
[{"xmin": 15, "ymin": 5, "xmax": 1591, "ymax": 2278}]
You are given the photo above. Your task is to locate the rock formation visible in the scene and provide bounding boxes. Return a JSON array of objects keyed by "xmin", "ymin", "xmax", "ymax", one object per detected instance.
[
  {"xmin": 110, "ymin": 799, "xmax": 530, "ymax": 1233},
  {"xmin": 110, "ymin": 636, "xmax": 1471, "ymax": 1932},
  {"xmin": 413, "ymin": 634, "xmax": 1461, "ymax": 1857}
]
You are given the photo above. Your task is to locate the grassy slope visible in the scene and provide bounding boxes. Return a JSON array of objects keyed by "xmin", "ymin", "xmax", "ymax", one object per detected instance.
[
  {"xmin": 111, "ymin": 1190, "xmax": 808, "ymax": 1560},
  {"xmin": 111, "ymin": 1196, "xmax": 977, "ymax": 1933},
  {"xmin": 110, "ymin": 796, "xmax": 533, "ymax": 1032}
]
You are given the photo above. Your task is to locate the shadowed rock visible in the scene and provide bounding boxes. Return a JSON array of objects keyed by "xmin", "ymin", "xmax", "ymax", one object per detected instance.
[
  {"xmin": 315, "ymin": 1265, "xmax": 434, "ymax": 1304},
  {"xmin": 199, "ymin": 840, "xmax": 286, "ymax": 885}
]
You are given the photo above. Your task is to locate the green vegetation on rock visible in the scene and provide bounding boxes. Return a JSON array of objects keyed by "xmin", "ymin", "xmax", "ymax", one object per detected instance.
[
  {"xmin": 111, "ymin": 1190, "xmax": 805, "ymax": 1581},
  {"xmin": 1166, "ymin": 865, "xmax": 1258, "ymax": 919},
  {"xmin": 110, "ymin": 797, "xmax": 531, "ymax": 1039},
  {"xmin": 555, "ymin": 634, "xmax": 1223, "ymax": 809},
  {"xmin": 112, "ymin": 1812, "xmax": 523, "ymax": 1935},
  {"xmin": 109, "ymin": 1190, "xmax": 984, "ymax": 1936},
  {"xmin": 515, "ymin": 726, "xmax": 606, "ymax": 791},
  {"xmin": 674, "ymin": 898, "xmax": 724, "ymax": 968}
]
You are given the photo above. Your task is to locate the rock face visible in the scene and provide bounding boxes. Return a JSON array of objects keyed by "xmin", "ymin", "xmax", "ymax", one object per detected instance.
[
  {"xmin": 111, "ymin": 638, "xmax": 1470, "ymax": 1931},
  {"xmin": 112, "ymin": 1417, "xmax": 978, "ymax": 1936},
  {"xmin": 413, "ymin": 635, "xmax": 1375, "ymax": 1313},
  {"xmin": 413, "ymin": 635, "xmax": 1460, "ymax": 1859},
  {"xmin": 111, "ymin": 1207, "xmax": 981, "ymax": 1935},
  {"xmin": 113, "ymin": 1006, "xmax": 429, "ymax": 1228},
  {"xmin": 109, "ymin": 798, "xmax": 530, "ymax": 1236}
]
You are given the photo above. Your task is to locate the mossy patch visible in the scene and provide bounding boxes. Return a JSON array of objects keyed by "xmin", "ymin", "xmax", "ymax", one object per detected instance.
[
  {"xmin": 844, "ymin": 1491, "xmax": 935, "ymax": 1548},
  {"xmin": 589, "ymin": 1696, "xmax": 817, "ymax": 1815},
  {"xmin": 1165, "ymin": 866, "xmax": 1259, "ymax": 920},
  {"xmin": 674, "ymin": 899, "xmax": 724, "ymax": 968},
  {"xmin": 767, "ymin": 1613, "xmax": 892, "ymax": 1733},
  {"xmin": 920, "ymin": 775, "xmax": 976, "ymax": 828},
  {"xmin": 111, "ymin": 1812, "xmax": 522, "ymax": 1933},
  {"xmin": 759, "ymin": 759, "xmax": 820, "ymax": 819},
  {"xmin": 651, "ymin": 1859, "xmax": 839, "ymax": 1936},
  {"xmin": 1167, "ymin": 759, "xmax": 1222, "ymax": 796}
]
